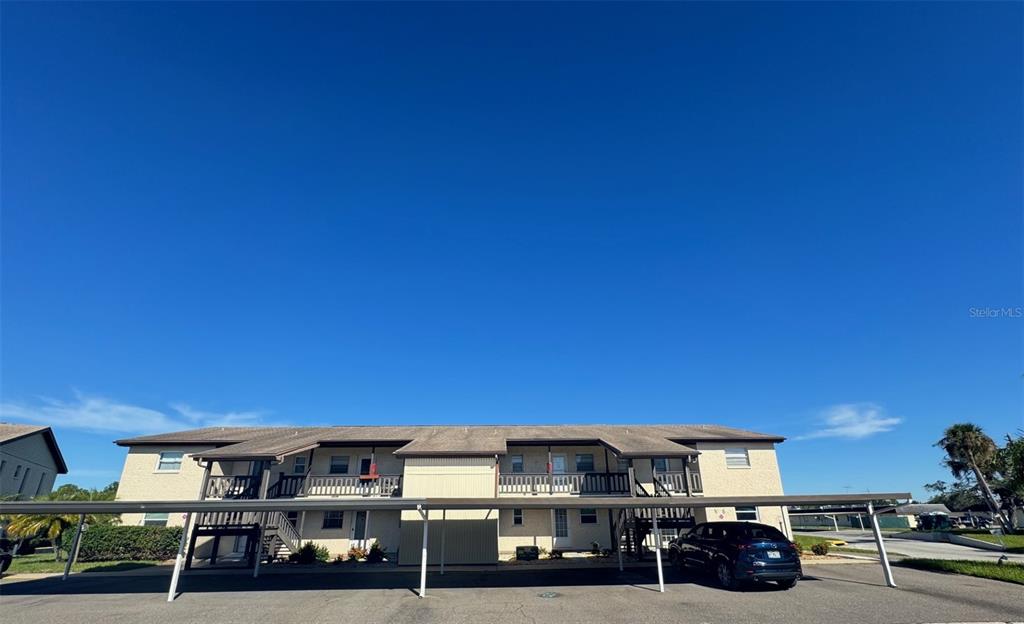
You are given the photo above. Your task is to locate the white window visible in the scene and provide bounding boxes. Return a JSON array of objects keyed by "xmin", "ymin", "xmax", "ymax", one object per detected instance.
[
  {"xmin": 724, "ymin": 448, "xmax": 750, "ymax": 468},
  {"xmin": 293, "ymin": 456, "xmax": 307, "ymax": 475},
  {"xmin": 513, "ymin": 508, "xmax": 523, "ymax": 526},
  {"xmin": 143, "ymin": 513, "xmax": 169, "ymax": 526},
  {"xmin": 652, "ymin": 458, "xmax": 669, "ymax": 472},
  {"xmin": 322, "ymin": 511, "xmax": 344, "ymax": 529},
  {"xmin": 735, "ymin": 506, "xmax": 758, "ymax": 521},
  {"xmin": 580, "ymin": 508, "xmax": 598, "ymax": 524},
  {"xmin": 510, "ymin": 455, "xmax": 524, "ymax": 473},
  {"xmin": 156, "ymin": 451, "xmax": 184, "ymax": 472},
  {"xmin": 575, "ymin": 454, "xmax": 595, "ymax": 472},
  {"xmin": 329, "ymin": 456, "xmax": 349, "ymax": 474}
]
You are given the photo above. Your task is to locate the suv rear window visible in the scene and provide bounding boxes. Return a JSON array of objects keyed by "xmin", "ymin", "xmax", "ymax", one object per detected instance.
[{"xmin": 742, "ymin": 525, "xmax": 788, "ymax": 541}]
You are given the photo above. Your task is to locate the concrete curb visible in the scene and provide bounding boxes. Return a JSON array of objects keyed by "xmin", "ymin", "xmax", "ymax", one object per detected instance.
[{"xmin": 890, "ymin": 531, "xmax": 1006, "ymax": 552}]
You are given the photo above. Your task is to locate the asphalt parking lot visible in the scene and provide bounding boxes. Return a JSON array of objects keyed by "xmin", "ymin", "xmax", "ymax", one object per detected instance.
[{"xmin": 1, "ymin": 563, "xmax": 1020, "ymax": 624}]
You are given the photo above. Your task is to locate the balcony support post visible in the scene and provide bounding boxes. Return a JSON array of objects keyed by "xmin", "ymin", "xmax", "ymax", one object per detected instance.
[{"xmin": 547, "ymin": 447, "xmax": 553, "ymax": 495}]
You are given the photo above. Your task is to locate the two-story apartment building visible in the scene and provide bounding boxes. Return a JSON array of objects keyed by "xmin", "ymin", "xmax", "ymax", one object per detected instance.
[
  {"xmin": 113, "ymin": 424, "xmax": 789, "ymax": 566},
  {"xmin": 0, "ymin": 423, "xmax": 68, "ymax": 499}
]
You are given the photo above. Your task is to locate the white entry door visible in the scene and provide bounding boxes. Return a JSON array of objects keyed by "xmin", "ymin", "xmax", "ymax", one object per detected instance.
[
  {"xmin": 551, "ymin": 455, "xmax": 567, "ymax": 473},
  {"xmin": 553, "ymin": 509, "xmax": 570, "ymax": 548}
]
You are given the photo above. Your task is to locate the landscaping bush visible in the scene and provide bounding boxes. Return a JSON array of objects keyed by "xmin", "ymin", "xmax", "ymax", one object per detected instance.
[
  {"xmin": 347, "ymin": 545, "xmax": 368, "ymax": 561},
  {"xmin": 549, "ymin": 549, "xmax": 563, "ymax": 559},
  {"xmin": 792, "ymin": 542, "xmax": 804, "ymax": 556},
  {"xmin": 294, "ymin": 542, "xmax": 330, "ymax": 564},
  {"xmin": 71, "ymin": 525, "xmax": 182, "ymax": 562},
  {"xmin": 332, "ymin": 554, "xmax": 345, "ymax": 565},
  {"xmin": 810, "ymin": 542, "xmax": 830, "ymax": 556},
  {"xmin": 366, "ymin": 541, "xmax": 385, "ymax": 563}
]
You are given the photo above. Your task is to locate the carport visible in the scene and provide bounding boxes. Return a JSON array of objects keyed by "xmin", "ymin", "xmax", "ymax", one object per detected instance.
[{"xmin": 1, "ymin": 492, "xmax": 909, "ymax": 602}]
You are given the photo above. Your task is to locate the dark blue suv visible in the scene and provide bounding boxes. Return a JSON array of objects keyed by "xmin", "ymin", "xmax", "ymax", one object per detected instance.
[{"xmin": 668, "ymin": 522, "xmax": 801, "ymax": 590}]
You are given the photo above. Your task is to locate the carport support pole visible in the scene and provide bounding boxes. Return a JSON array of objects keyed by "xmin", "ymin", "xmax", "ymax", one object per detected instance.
[
  {"xmin": 167, "ymin": 511, "xmax": 194, "ymax": 602},
  {"xmin": 62, "ymin": 513, "xmax": 86, "ymax": 580},
  {"xmin": 617, "ymin": 512, "xmax": 624, "ymax": 572},
  {"xmin": 652, "ymin": 507, "xmax": 665, "ymax": 593},
  {"xmin": 440, "ymin": 509, "xmax": 446, "ymax": 575},
  {"xmin": 418, "ymin": 505, "xmax": 429, "ymax": 598},
  {"xmin": 866, "ymin": 502, "xmax": 896, "ymax": 588}
]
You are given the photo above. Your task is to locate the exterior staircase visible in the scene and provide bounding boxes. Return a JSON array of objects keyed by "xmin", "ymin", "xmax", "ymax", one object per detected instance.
[{"xmin": 615, "ymin": 478, "xmax": 695, "ymax": 560}]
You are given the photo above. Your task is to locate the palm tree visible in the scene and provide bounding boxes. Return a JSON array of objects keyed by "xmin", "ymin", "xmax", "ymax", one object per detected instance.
[
  {"xmin": 935, "ymin": 423, "xmax": 1011, "ymax": 531},
  {"xmin": 1, "ymin": 486, "xmax": 116, "ymax": 561}
]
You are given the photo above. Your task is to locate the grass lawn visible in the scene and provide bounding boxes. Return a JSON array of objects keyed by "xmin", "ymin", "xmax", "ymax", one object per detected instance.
[
  {"xmin": 896, "ymin": 558, "xmax": 1024, "ymax": 585},
  {"xmin": 951, "ymin": 531, "xmax": 1024, "ymax": 553},
  {"xmin": 4, "ymin": 553, "xmax": 161, "ymax": 575}
]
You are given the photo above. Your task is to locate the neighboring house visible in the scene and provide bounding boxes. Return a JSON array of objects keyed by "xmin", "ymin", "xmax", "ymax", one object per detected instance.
[
  {"xmin": 113, "ymin": 424, "xmax": 790, "ymax": 566},
  {"xmin": 0, "ymin": 423, "xmax": 69, "ymax": 499}
]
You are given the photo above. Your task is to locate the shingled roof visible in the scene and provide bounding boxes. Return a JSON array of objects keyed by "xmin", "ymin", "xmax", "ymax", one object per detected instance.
[
  {"xmin": 115, "ymin": 424, "xmax": 783, "ymax": 462},
  {"xmin": 0, "ymin": 423, "xmax": 69, "ymax": 473}
]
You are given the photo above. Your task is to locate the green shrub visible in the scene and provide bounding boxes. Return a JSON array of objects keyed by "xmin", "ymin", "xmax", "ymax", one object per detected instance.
[
  {"xmin": 70, "ymin": 525, "xmax": 182, "ymax": 562},
  {"xmin": 294, "ymin": 542, "xmax": 330, "ymax": 564},
  {"xmin": 810, "ymin": 542, "xmax": 830, "ymax": 556},
  {"xmin": 366, "ymin": 541, "xmax": 385, "ymax": 563}
]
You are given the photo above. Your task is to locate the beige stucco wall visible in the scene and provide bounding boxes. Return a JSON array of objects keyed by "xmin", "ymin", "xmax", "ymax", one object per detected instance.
[
  {"xmin": 0, "ymin": 434, "xmax": 62, "ymax": 498},
  {"xmin": 500, "ymin": 445, "xmax": 621, "ymax": 474},
  {"xmin": 116, "ymin": 445, "xmax": 216, "ymax": 526},
  {"xmin": 497, "ymin": 507, "xmax": 614, "ymax": 557},
  {"xmin": 693, "ymin": 441, "xmax": 789, "ymax": 536},
  {"xmin": 297, "ymin": 509, "xmax": 401, "ymax": 558}
]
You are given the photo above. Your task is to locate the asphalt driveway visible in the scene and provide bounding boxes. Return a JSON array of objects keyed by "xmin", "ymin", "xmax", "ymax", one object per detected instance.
[{"xmin": 1, "ymin": 562, "xmax": 1020, "ymax": 624}]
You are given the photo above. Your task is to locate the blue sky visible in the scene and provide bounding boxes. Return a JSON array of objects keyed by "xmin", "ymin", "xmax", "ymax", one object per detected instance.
[{"xmin": 1, "ymin": 2, "xmax": 1020, "ymax": 500}]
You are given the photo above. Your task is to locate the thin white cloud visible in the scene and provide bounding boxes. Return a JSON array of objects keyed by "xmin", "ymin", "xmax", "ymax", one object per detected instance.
[
  {"xmin": 794, "ymin": 403, "xmax": 902, "ymax": 441},
  {"xmin": 170, "ymin": 403, "xmax": 264, "ymax": 427},
  {"xmin": 0, "ymin": 391, "xmax": 267, "ymax": 435}
]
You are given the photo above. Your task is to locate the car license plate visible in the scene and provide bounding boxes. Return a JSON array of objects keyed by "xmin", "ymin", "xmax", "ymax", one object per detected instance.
[{"xmin": 767, "ymin": 550, "xmax": 781, "ymax": 559}]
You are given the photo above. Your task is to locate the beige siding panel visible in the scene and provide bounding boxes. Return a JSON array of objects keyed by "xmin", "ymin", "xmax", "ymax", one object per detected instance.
[
  {"xmin": 398, "ymin": 457, "xmax": 498, "ymax": 564},
  {"xmin": 398, "ymin": 509, "xmax": 498, "ymax": 565}
]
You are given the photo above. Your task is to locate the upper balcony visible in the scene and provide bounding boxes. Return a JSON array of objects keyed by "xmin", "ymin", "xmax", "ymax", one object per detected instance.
[
  {"xmin": 203, "ymin": 473, "xmax": 403, "ymax": 500},
  {"xmin": 498, "ymin": 472, "xmax": 630, "ymax": 495},
  {"xmin": 654, "ymin": 470, "xmax": 703, "ymax": 495}
]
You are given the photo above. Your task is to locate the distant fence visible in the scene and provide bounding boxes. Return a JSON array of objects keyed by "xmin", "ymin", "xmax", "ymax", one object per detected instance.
[{"xmin": 789, "ymin": 513, "xmax": 909, "ymax": 530}]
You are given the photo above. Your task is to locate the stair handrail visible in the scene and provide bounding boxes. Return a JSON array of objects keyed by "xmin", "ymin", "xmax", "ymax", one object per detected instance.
[{"xmin": 266, "ymin": 510, "xmax": 301, "ymax": 553}]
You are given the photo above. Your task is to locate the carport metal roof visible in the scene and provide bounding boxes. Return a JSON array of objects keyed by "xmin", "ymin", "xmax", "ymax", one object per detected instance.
[
  {"xmin": 0, "ymin": 492, "xmax": 910, "ymax": 514},
  {"xmin": 1, "ymin": 491, "xmax": 907, "ymax": 602}
]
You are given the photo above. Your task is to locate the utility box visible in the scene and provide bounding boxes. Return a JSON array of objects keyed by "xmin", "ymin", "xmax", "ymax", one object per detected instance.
[{"xmin": 516, "ymin": 546, "xmax": 539, "ymax": 561}]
